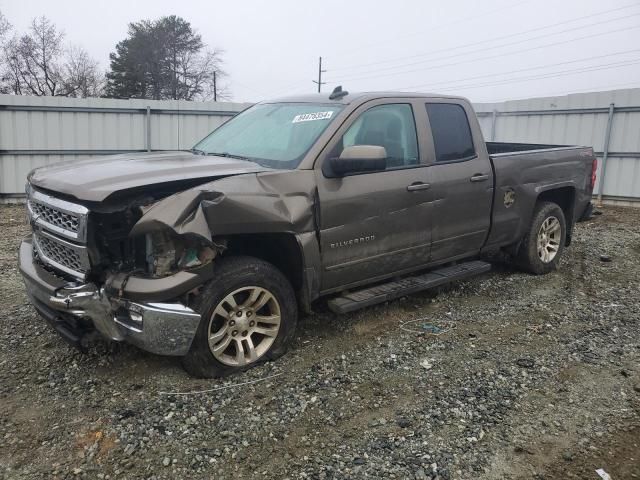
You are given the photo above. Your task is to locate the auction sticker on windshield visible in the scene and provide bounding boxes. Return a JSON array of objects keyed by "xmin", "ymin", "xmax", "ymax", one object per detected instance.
[{"xmin": 292, "ymin": 111, "xmax": 334, "ymax": 123}]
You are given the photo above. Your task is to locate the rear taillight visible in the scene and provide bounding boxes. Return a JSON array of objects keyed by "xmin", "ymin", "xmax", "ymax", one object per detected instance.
[{"xmin": 591, "ymin": 158, "xmax": 598, "ymax": 189}]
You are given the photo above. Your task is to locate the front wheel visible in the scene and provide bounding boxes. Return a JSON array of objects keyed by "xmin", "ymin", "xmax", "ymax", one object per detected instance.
[
  {"xmin": 515, "ymin": 201, "xmax": 567, "ymax": 275},
  {"xmin": 182, "ymin": 256, "xmax": 297, "ymax": 378}
]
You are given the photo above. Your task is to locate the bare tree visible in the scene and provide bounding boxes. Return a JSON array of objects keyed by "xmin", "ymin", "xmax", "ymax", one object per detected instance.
[
  {"xmin": 0, "ymin": 10, "xmax": 9, "ymax": 41},
  {"xmin": 1, "ymin": 37, "xmax": 23, "ymax": 94},
  {"xmin": 62, "ymin": 46, "xmax": 104, "ymax": 97},
  {"xmin": 0, "ymin": 14, "xmax": 104, "ymax": 97},
  {"xmin": 12, "ymin": 16, "xmax": 65, "ymax": 96},
  {"xmin": 0, "ymin": 11, "xmax": 10, "ymax": 93},
  {"xmin": 194, "ymin": 48, "xmax": 230, "ymax": 101}
]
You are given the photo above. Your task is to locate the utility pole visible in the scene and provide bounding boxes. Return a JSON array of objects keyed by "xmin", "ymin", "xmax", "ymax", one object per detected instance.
[
  {"xmin": 312, "ymin": 56, "xmax": 326, "ymax": 93},
  {"xmin": 213, "ymin": 71, "xmax": 217, "ymax": 102}
]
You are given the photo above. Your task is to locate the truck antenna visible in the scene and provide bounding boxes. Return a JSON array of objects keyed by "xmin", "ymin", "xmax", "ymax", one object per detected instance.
[{"xmin": 329, "ymin": 85, "xmax": 348, "ymax": 100}]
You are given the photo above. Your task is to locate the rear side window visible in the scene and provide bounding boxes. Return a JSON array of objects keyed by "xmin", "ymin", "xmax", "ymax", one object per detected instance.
[{"xmin": 426, "ymin": 103, "xmax": 475, "ymax": 162}]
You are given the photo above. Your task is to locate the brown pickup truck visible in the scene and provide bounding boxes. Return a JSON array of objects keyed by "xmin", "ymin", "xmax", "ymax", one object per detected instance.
[{"xmin": 19, "ymin": 88, "xmax": 597, "ymax": 377}]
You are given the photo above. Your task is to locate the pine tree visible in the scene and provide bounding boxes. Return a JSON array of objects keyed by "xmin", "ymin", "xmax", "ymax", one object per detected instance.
[{"xmin": 105, "ymin": 16, "xmax": 226, "ymax": 100}]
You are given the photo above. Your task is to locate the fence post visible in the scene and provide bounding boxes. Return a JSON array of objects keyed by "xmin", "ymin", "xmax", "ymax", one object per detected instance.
[
  {"xmin": 491, "ymin": 110, "xmax": 498, "ymax": 141},
  {"xmin": 597, "ymin": 103, "xmax": 615, "ymax": 206},
  {"xmin": 146, "ymin": 106, "xmax": 151, "ymax": 152}
]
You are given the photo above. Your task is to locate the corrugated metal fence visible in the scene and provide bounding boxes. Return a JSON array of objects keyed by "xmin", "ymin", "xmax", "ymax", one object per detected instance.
[
  {"xmin": 1, "ymin": 89, "xmax": 639, "ymax": 203},
  {"xmin": 474, "ymin": 88, "xmax": 640, "ymax": 204},
  {"xmin": 0, "ymin": 95, "xmax": 249, "ymax": 199}
]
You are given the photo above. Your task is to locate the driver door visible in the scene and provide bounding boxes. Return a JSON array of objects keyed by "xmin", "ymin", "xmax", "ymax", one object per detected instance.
[{"xmin": 315, "ymin": 99, "xmax": 434, "ymax": 292}]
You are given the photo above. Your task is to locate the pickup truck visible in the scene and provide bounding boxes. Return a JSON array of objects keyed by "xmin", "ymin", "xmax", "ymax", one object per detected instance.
[{"xmin": 19, "ymin": 88, "xmax": 597, "ymax": 377}]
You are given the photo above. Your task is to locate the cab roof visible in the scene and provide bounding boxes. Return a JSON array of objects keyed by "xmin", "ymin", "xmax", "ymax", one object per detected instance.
[{"xmin": 265, "ymin": 91, "xmax": 468, "ymax": 105}]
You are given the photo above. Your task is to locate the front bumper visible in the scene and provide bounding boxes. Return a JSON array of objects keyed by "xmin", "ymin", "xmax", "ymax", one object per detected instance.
[{"xmin": 19, "ymin": 238, "xmax": 201, "ymax": 356}]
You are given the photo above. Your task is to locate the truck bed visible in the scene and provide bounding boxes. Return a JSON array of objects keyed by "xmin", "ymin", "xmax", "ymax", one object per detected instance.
[{"xmin": 483, "ymin": 141, "xmax": 595, "ymax": 252}]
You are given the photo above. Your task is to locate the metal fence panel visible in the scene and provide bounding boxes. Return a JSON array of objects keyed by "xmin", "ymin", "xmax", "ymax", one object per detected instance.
[
  {"xmin": 0, "ymin": 95, "xmax": 249, "ymax": 196},
  {"xmin": 2, "ymin": 89, "xmax": 640, "ymax": 202},
  {"xmin": 474, "ymin": 88, "xmax": 640, "ymax": 201}
]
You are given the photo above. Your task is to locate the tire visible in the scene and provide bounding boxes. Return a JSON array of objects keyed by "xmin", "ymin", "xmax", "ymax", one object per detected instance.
[
  {"xmin": 515, "ymin": 201, "xmax": 567, "ymax": 275},
  {"xmin": 182, "ymin": 256, "xmax": 297, "ymax": 378}
]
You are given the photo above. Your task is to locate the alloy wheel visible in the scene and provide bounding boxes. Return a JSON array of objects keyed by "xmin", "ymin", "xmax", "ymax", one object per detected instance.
[
  {"xmin": 207, "ymin": 286, "xmax": 281, "ymax": 366},
  {"xmin": 536, "ymin": 216, "xmax": 561, "ymax": 263}
]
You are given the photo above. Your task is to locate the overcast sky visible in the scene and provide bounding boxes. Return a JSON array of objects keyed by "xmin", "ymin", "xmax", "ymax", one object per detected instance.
[{"xmin": 1, "ymin": 0, "xmax": 639, "ymax": 103}]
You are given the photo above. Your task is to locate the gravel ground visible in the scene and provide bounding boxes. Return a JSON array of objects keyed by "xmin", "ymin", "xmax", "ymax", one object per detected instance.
[{"xmin": 1, "ymin": 204, "xmax": 639, "ymax": 480}]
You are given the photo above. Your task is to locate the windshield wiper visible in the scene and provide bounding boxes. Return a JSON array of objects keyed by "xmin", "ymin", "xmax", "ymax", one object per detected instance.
[
  {"xmin": 207, "ymin": 152, "xmax": 252, "ymax": 161},
  {"xmin": 190, "ymin": 149, "xmax": 265, "ymax": 166}
]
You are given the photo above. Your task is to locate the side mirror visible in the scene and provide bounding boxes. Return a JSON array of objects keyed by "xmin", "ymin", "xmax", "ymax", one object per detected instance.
[{"xmin": 330, "ymin": 145, "xmax": 387, "ymax": 176}]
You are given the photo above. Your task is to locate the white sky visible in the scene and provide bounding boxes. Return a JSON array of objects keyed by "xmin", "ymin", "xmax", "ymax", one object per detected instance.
[{"xmin": 1, "ymin": 0, "xmax": 639, "ymax": 103}]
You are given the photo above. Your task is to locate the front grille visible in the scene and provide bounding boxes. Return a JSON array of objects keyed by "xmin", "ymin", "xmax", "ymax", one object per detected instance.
[
  {"xmin": 27, "ymin": 186, "xmax": 91, "ymax": 280},
  {"xmin": 29, "ymin": 201, "xmax": 79, "ymax": 233},
  {"xmin": 33, "ymin": 248, "xmax": 70, "ymax": 282},
  {"xmin": 27, "ymin": 189, "xmax": 88, "ymax": 242},
  {"xmin": 33, "ymin": 231, "xmax": 90, "ymax": 279}
]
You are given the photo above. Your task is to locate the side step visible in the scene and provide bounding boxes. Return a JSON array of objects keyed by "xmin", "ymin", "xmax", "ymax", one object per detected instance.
[{"xmin": 327, "ymin": 260, "xmax": 491, "ymax": 314}]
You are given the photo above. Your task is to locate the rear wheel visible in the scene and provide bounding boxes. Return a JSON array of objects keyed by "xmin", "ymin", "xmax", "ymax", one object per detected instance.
[
  {"xmin": 182, "ymin": 256, "xmax": 297, "ymax": 378},
  {"xmin": 516, "ymin": 201, "xmax": 567, "ymax": 274}
]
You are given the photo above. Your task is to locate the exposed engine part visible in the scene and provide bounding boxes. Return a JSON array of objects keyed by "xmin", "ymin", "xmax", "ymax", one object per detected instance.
[
  {"xmin": 145, "ymin": 232, "xmax": 227, "ymax": 277},
  {"xmin": 146, "ymin": 231, "xmax": 177, "ymax": 277},
  {"xmin": 179, "ymin": 246, "xmax": 215, "ymax": 268}
]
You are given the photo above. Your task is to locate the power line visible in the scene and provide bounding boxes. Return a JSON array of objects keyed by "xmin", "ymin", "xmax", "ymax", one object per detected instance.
[
  {"xmin": 331, "ymin": 0, "xmax": 534, "ymax": 58},
  {"xmin": 399, "ymin": 58, "xmax": 640, "ymax": 93},
  {"xmin": 330, "ymin": 2, "xmax": 640, "ymax": 74},
  {"xmin": 392, "ymin": 48, "xmax": 640, "ymax": 92},
  {"xmin": 479, "ymin": 81, "xmax": 640, "ymax": 103},
  {"xmin": 323, "ymin": 23, "xmax": 640, "ymax": 85},
  {"xmin": 334, "ymin": 12, "xmax": 640, "ymax": 82},
  {"xmin": 439, "ymin": 59, "xmax": 640, "ymax": 92}
]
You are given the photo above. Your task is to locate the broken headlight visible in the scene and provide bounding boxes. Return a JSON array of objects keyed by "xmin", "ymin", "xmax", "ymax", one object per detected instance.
[{"xmin": 144, "ymin": 231, "xmax": 223, "ymax": 277}]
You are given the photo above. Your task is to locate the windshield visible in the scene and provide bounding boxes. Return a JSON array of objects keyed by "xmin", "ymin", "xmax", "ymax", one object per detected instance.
[{"xmin": 193, "ymin": 103, "xmax": 344, "ymax": 169}]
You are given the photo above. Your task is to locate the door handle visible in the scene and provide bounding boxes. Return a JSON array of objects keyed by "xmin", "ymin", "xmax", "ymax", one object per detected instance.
[
  {"xmin": 407, "ymin": 182, "xmax": 431, "ymax": 192},
  {"xmin": 470, "ymin": 174, "xmax": 490, "ymax": 182}
]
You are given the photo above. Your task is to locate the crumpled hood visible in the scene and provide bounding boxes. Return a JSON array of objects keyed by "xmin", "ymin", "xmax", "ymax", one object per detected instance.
[{"xmin": 28, "ymin": 151, "xmax": 269, "ymax": 202}]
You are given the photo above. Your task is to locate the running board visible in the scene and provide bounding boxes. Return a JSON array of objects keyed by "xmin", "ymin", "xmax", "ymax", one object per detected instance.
[{"xmin": 327, "ymin": 260, "xmax": 491, "ymax": 314}]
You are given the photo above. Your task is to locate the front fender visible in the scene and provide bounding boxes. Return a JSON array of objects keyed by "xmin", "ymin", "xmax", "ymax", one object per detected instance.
[{"xmin": 129, "ymin": 170, "xmax": 318, "ymax": 242}]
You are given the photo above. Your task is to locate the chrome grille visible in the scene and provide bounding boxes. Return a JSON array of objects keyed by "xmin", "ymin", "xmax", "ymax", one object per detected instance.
[
  {"xmin": 29, "ymin": 201, "xmax": 79, "ymax": 233},
  {"xmin": 33, "ymin": 230, "xmax": 90, "ymax": 279},
  {"xmin": 27, "ymin": 189, "xmax": 88, "ymax": 242},
  {"xmin": 27, "ymin": 186, "xmax": 91, "ymax": 280}
]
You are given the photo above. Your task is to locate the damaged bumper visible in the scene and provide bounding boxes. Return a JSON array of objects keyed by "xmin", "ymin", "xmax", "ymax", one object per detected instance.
[{"xmin": 19, "ymin": 238, "xmax": 201, "ymax": 356}]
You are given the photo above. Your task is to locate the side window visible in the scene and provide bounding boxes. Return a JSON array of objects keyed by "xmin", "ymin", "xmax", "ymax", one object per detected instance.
[
  {"xmin": 339, "ymin": 103, "xmax": 419, "ymax": 169},
  {"xmin": 426, "ymin": 103, "xmax": 476, "ymax": 162}
]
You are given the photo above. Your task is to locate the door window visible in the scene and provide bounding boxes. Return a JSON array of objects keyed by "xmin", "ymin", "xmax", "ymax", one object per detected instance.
[
  {"xmin": 426, "ymin": 103, "xmax": 475, "ymax": 162},
  {"xmin": 338, "ymin": 104, "xmax": 419, "ymax": 169}
]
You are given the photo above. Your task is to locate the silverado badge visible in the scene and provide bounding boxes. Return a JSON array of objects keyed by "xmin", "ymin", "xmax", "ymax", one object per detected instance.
[{"xmin": 330, "ymin": 235, "xmax": 376, "ymax": 249}]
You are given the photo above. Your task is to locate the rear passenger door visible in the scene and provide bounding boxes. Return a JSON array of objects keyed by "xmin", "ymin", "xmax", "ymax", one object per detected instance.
[{"xmin": 425, "ymin": 101, "xmax": 494, "ymax": 261}]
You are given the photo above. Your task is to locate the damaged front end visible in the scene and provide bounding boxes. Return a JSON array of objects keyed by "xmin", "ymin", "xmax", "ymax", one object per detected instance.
[
  {"xmin": 21, "ymin": 184, "xmax": 227, "ymax": 355},
  {"xmin": 20, "ymin": 238, "xmax": 203, "ymax": 355},
  {"xmin": 21, "ymin": 169, "xmax": 318, "ymax": 355}
]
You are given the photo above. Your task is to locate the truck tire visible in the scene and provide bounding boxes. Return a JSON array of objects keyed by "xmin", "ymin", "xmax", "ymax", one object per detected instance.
[
  {"xmin": 182, "ymin": 256, "xmax": 297, "ymax": 378},
  {"xmin": 516, "ymin": 201, "xmax": 567, "ymax": 275}
]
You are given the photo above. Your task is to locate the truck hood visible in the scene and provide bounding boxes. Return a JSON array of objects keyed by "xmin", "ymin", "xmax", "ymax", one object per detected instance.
[{"xmin": 28, "ymin": 151, "xmax": 269, "ymax": 202}]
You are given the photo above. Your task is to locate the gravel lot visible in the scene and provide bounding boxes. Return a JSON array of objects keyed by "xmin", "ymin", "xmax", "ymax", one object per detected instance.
[{"xmin": 1, "ymin": 203, "xmax": 639, "ymax": 480}]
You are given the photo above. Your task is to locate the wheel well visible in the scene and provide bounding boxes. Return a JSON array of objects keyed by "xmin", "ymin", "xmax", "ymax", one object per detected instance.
[
  {"xmin": 537, "ymin": 186, "xmax": 576, "ymax": 245},
  {"xmin": 222, "ymin": 233, "xmax": 305, "ymax": 301}
]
